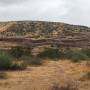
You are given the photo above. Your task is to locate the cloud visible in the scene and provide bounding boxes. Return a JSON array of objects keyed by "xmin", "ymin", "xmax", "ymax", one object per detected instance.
[
  {"xmin": 0, "ymin": 0, "xmax": 68, "ymax": 20},
  {"xmin": 63, "ymin": 0, "xmax": 90, "ymax": 26},
  {"xmin": 0, "ymin": 0, "xmax": 90, "ymax": 26},
  {"xmin": 0, "ymin": 0, "xmax": 27, "ymax": 5}
]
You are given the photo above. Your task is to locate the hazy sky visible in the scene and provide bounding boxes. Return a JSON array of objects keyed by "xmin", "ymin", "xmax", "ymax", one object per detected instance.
[{"xmin": 0, "ymin": 0, "xmax": 90, "ymax": 26}]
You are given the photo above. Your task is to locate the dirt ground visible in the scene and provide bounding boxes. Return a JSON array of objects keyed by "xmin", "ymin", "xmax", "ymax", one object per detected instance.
[{"xmin": 0, "ymin": 60, "xmax": 90, "ymax": 90}]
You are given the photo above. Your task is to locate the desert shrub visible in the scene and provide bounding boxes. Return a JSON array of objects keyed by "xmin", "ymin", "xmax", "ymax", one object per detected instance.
[
  {"xmin": 37, "ymin": 48, "xmax": 63, "ymax": 59},
  {"xmin": 81, "ymin": 49, "xmax": 90, "ymax": 58},
  {"xmin": 29, "ymin": 57, "xmax": 43, "ymax": 65},
  {"xmin": 11, "ymin": 62, "xmax": 27, "ymax": 70},
  {"xmin": 23, "ymin": 46, "xmax": 32, "ymax": 56},
  {"xmin": 0, "ymin": 72, "xmax": 8, "ymax": 79},
  {"xmin": 0, "ymin": 50, "xmax": 27, "ymax": 70},
  {"xmin": 0, "ymin": 52, "xmax": 13, "ymax": 70},
  {"xmin": 64, "ymin": 50, "xmax": 89, "ymax": 62},
  {"xmin": 10, "ymin": 46, "xmax": 24, "ymax": 58},
  {"xmin": 10, "ymin": 46, "xmax": 32, "ymax": 58}
]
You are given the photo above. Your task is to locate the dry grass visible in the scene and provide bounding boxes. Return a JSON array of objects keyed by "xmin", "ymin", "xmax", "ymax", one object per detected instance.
[
  {"xmin": 50, "ymin": 82, "xmax": 78, "ymax": 90},
  {"xmin": 0, "ymin": 60, "xmax": 89, "ymax": 90}
]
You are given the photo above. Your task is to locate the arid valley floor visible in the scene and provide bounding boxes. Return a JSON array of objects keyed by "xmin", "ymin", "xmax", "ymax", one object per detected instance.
[{"xmin": 0, "ymin": 60, "xmax": 90, "ymax": 90}]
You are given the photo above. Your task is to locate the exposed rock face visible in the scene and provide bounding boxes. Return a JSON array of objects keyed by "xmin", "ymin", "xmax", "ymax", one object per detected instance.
[{"xmin": 0, "ymin": 21, "xmax": 90, "ymax": 38}]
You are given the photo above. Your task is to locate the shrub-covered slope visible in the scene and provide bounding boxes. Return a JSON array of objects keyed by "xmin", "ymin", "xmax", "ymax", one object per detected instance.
[{"xmin": 0, "ymin": 21, "xmax": 90, "ymax": 38}]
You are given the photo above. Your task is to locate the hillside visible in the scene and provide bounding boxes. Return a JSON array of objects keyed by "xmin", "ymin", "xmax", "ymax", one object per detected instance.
[
  {"xmin": 0, "ymin": 21, "xmax": 90, "ymax": 38},
  {"xmin": 0, "ymin": 21, "xmax": 90, "ymax": 90}
]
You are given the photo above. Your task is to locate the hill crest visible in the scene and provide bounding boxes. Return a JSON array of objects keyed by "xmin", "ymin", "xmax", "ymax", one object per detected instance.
[{"xmin": 0, "ymin": 21, "xmax": 90, "ymax": 38}]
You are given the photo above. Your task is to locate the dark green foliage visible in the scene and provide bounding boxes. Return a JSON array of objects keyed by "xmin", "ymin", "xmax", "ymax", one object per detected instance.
[
  {"xmin": 0, "ymin": 52, "xmax": 13, "ymax": 70},
  {"xmin": 81, "ymin": 49, "xmax": 90, "ymax": 58},
  {"xmin": 23, "ymin": 46, "xmax": 32, "ymax": 56},
  {"xmin": 37, "ymin": 48, "xmax": 63, "ymax": 59},
  {"xmin": 10, "ymin": 46, "xmax": 32, "ymax": 58},
  {"xmin": 64, "ymin": 50, "xmax": 89, "ymax": 62},
  {"xmin": 10, "ymin": 46, "xmax": 24, "ymax": 58},
  {"xmin": 37, "ymin": 48, "xmax": 89, "ymax": 61},
  {"xmin": 0, "ymin": 50, "xmax": 27, "ymax": 70}
]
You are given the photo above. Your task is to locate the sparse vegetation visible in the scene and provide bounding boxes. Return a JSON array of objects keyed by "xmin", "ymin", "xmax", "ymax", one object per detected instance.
[
  {"xmin": 64, "ymin": 50, "xmax": 89, "ymax": 62},
  {"xmin": 37, "ymin": 48, "xmax": 90, "ymax": 62},
  {"xmin": 37, "ymin": 48, "xmax": 63, "ymax": 59},
  {"xmin": 86, "ymin": 61, "xmax": 90, "ymax": 67},
  {"xmin": 0, "ymin": 21, "xmax": 89, "ymax": 37},
  {"xmin": 0, "ymin": 72, "xmax": 8, "ymax": 79},
  {"xmin": 0, "ymin": 50, "xmax": 27, "ymax": 70},
  {"xmin": 11, "ymin": 61, "xmax": 27, "ymax": 70},
  {"xmin": 0, "ymin": 52, "xmax": 13, "ymax": 70},
  {"xmin": 51, "ymin": 83, "xmax": 78, "ymax": 90},
  {"xmin": 28, "ymin": 57, "xmax": 43, "ymax": 65},
  {"xmin": 79, "ymin": 71, "xmax": 90, "ymax": 81},
  {"xmin": 23, "ymin": 46, "xmax": 32, "ymax": 56},
  {"xmin": 84, "ymin": 72, "xmax": 90, "ymax": 80},
  {"xmin": 9, "ymin": 46, "xmax": 32, "ymax": 59},
  {"xmin": 9, "ymin": 46, "xmax": 24, "ymax": 58},
  {"xmin": 81, "ymin": 49, "xmax": 90, "ymax": 58}
]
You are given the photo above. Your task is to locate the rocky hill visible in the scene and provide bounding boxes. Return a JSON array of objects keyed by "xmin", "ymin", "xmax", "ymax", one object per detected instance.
[{"xmin": 0, "ymin": 21, "xmax": 90, "ymax": 38}]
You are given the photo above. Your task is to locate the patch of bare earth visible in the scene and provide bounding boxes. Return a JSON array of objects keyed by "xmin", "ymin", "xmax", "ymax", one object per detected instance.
[{"xmin": 0, "ymin": 60, "xmax": 90, "ymax": 90}]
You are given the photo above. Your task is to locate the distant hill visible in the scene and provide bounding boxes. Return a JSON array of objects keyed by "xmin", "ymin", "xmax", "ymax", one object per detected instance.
[{"xmin": 0, "ymin": 21, "xmax": 90, "ymax": 38}]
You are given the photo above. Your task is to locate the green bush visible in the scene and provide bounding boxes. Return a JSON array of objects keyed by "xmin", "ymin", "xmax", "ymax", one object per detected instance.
[
  {"xmin": 0, "ymin": 51, "xmax": 27, "ymax": 70},
  {"xmin": 81, "ymin": 49, "xmax": 90, "ymax": 58},
  {"xmin": 65, "ymin": 50, "xmax": 89, "ymax": 62},
  {"xmin": 10, "ymin": 46, "xmax": 24, "ymax": 58},
  {"xmin": 37, "ymin": 48, "xmax": 63, "ymax": 59},
  {"xmin": 10, "ymin": 46, "xmax": 32, "ymax": 58},
  {"xmin": 0, "ymin": 52, "xmax": 13, "ymax": 70}
]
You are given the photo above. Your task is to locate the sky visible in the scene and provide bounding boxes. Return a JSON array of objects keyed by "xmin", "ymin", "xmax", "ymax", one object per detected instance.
[{"xmin": 0, "ymin": 0, "xmax": 90, "ymax": 26}]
